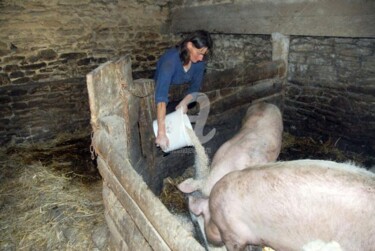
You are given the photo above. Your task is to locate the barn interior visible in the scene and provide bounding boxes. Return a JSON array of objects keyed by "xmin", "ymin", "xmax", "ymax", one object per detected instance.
[{"xmin": 1, "ymin": 0, "xmax": 374, "ymax": 250}]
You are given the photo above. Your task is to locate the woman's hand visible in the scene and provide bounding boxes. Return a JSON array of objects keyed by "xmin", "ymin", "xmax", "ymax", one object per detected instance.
[
  {"xmin": 156, "ymin": 102, "xmax": 169, "ymax": 151},
  {"xmin": 155, "ymin": 132, "xmax": 169, "ymax": 151}
]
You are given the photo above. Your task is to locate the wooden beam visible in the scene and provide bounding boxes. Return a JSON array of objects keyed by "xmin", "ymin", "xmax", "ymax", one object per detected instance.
[{"xmin": 170, "ymin": 0, "xmax": 375, "ymax": 38}]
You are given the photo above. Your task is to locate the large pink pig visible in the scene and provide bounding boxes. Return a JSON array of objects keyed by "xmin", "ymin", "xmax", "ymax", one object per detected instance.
[
  {"xmin": 195, "ymin": 159, "xmax": 375, "ymax": 251},
  {"xmin": 179, "ymin": 102, "xmax": 283, "ymax": 250},
  {"xmin": 179, "ymin": 102, "xmax": 283, "ymax": 196}
]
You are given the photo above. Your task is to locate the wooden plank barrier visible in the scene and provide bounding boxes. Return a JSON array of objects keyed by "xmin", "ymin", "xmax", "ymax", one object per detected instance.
[{"xmin": 86, "ymin": 55, "xmax": 285, "ymax": 250}]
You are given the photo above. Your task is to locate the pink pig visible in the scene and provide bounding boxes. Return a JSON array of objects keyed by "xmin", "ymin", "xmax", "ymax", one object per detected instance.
[
  {"xmin": 178, "ymin": 102, "xmax": 283, "ymax": 250},
  {"xmin": 196, "ymin": 159, "xmax": 375, "ymax": 251},
  {"xmin": 179, "ymin": 102, "xmax": 283, "ymax": 196}
]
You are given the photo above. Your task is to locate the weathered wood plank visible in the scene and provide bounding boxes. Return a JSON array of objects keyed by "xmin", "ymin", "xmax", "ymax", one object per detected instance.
[
  {"xmin": 86, "ymin": 56, "xmax": 131, "ymax": 130},
  {"xmin": 99, "ymin": 160, "xmax": 169, "ymax": 251},
  {"xmin": 133, "ymin": 78, "xmax": 157, "ymax": 173},
  {"xmin": 170, "ymin": 0, "xmax": 375, "ymax": 38},
  {"xmin": 93, "ymin": 131, "xmax": 205, "ymax": 250},
  {"xmin": 103, "ymin": 184, "xmax": 153, "ymax": 251},
  {"xmin": 98, "ymin": 115, "xmax": 128, "ymax": 156},
  {"xmin": 105, "ymin": 210, "xmax": 130, "ymax": 251}
]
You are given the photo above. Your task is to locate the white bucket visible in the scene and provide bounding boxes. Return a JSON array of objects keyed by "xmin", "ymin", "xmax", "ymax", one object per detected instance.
[{"xmin": 153, "ymin": 108, "xmax": 193, "ymax": 152}]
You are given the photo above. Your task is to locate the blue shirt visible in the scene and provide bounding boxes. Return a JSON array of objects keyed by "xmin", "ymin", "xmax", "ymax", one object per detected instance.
[{"xmin": 154, "ymin": 47, "xmax": 206, "ymax": 104}]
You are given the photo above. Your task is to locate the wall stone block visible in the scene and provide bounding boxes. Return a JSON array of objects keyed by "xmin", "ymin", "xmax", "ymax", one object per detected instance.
[
  {"xmin": 9, "ymin": 71, "xmax": 25, "ymax": 79},
  {"xmin": 59, "ymin": 52, "xmax": 88, "ymax": 60},
  {"xmin": 4, "ymin": 65, "xmax": 20, "ymax": 72},
  {"xmin": 39, "ymin": 49, "xmax": 58, "ymax": 60},
  {"xmin": 32, "ymin": 74, "xmax": 51, "ymax": 81},
  {"xmin": 13, "ymin": 77, "xmax": 32, "ymax": 85},
  {"xmin": 2, "ymin": 56, "xmax": 25, "ymax": 64},
  {"xmin": 20, "ymin": 62, "xmax": 47, "ymax": 71},
  {"xmin": 0, "ymin": 50, "xmax": 9, "ymax": 57},
  {"xmin": 0, "ymin": 74, "xmax": 11, "ymax": 86}
]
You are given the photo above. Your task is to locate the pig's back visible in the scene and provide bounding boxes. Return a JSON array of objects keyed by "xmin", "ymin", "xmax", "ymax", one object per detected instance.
[{"xmin": 210, "ymin": 159, "xmax": 375, "ymax": 251}]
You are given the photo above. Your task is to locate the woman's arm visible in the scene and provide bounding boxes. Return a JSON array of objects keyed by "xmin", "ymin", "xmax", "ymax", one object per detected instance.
[{"xmin": 155, "ymin": 102, "xmax": 169, "ymax": 151}]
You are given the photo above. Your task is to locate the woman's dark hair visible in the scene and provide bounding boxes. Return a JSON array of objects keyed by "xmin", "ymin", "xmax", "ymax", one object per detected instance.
[{"xmin": 176, "ymin": 30, "xmax": 213, "ymax": 65}]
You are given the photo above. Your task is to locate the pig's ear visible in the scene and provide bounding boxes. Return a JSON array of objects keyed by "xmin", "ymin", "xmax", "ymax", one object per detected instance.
[{"xmin": 177, "ymin": 178, "xmax": 198, "ymax": 193}]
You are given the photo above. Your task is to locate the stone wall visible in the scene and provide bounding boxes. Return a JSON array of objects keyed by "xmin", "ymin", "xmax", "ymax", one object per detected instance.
[
  {"xmin": 0, "ymin": 0, "xmax": 177, "ymax": 145},
  {"xmin": 207, "ymin": 34, "xmax": 272, "ymax": 73},
  {"xmin": 1, "ymin": 0, "xmax": 374, "ymax": 158},
  {"xmin": 170, "ymin": 0, "xmax": 374, "ymax": 158},
  {"xmin": 208, "ymin": 34, "xmax": 375, "ymax": 157},
  {"xmin": 0, "ymin": 0, "xmax": 176, "ymax": 85},
  {"xmin": 0, "ymin": 78, "xmax": 89, "ymax": 145},
  {"xmin": 189, "ymin": 33, "xmax": 374, "ymax": 157},
  {"xmin": 285, "ymin": 37, "xmax": 375, "ymax": 155}
]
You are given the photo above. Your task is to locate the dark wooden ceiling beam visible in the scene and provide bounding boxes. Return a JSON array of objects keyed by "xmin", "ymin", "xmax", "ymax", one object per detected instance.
[{"xmin": 170, "ymin": 0, "xmax": 375, "ymax": 37}]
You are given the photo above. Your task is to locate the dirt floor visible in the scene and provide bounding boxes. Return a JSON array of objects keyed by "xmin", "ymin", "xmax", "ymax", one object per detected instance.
[{"xmin": 1, "ymin": 132, "xmax": 373, "ymax": 251}]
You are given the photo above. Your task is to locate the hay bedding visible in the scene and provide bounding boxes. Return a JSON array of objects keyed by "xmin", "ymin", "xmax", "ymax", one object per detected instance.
[{"xmin": 0, "ymin": 133, "xmax": 108, "ymax": 251}]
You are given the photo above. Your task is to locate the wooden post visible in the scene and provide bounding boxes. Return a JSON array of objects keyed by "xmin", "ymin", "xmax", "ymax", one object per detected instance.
[{"xmin": 272, "ymin": 32, "xmax": 290, "ymax": 78}]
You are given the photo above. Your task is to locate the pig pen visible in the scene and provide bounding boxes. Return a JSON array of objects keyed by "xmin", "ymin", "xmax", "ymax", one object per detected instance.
[{"xmin": 86, "ymin": 47, "xmax": 286, "ymax": 250}]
